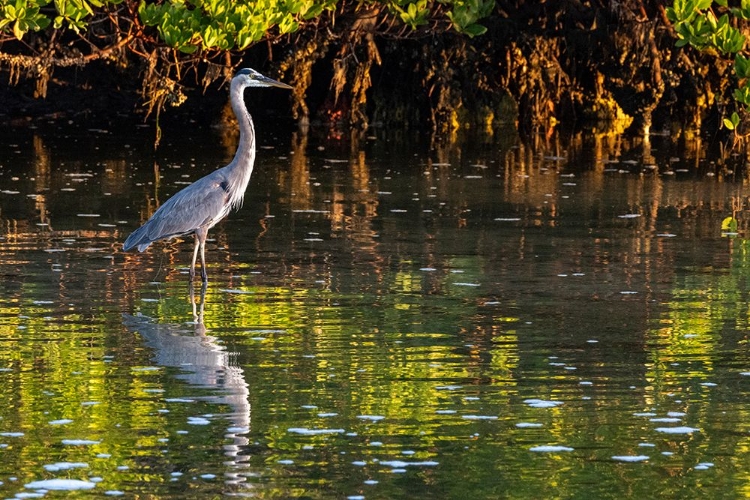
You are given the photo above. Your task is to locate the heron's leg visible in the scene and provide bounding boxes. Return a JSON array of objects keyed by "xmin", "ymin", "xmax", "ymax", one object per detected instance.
[
  {"xmin": 195, "ymin": 227, "xmax": 209, "ymax": 283},
  {"xmin": 190, "ymin": 234, "xmax": 200, "ymax": 280}
]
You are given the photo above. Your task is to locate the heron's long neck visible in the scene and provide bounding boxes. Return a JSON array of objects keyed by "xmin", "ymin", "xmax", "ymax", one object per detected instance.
[{"xmin": 228, "ymin": 82, "xmax": 256, "ymax": 208}]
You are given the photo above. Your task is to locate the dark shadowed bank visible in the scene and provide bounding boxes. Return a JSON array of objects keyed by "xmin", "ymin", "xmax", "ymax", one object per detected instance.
[{"xmin": 0, "ymin": 1, "xmax": 733, "ymax": 142}]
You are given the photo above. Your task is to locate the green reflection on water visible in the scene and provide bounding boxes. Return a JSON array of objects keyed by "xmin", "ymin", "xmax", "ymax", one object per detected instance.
[{"xmin": 2, "ymin": 128, "xmax": 750, "ymax": 497}]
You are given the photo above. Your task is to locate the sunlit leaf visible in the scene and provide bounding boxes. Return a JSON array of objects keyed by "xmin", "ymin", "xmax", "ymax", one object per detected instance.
[{"xmin": 722, "ymin": 216, "xmax": 738, "ymax": 232}]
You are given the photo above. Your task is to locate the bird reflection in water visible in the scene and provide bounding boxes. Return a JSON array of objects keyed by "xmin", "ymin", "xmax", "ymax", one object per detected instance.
[{"xmin": 122, "ymin": 283, "xmax": 251, "ymax": 487}]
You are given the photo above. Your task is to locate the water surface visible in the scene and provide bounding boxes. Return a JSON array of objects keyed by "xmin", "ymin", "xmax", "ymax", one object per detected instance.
[{"xmin": 0, "ymin": 126, "xmax": 749, "ymax": 498}]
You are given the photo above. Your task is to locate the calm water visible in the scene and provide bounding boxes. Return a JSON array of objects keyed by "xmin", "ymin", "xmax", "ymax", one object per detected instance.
[{"xmin": 1, "ymin": 123, "xmax": 750, "ymax": 499}]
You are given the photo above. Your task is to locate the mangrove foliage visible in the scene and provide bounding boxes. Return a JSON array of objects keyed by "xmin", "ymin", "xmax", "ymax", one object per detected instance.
[{"xmin": 0, "ymin": 0, "xmax": 748, "ymax": 142}]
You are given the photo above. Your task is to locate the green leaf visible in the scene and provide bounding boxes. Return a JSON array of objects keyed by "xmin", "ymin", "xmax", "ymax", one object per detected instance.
[
  {"xmin": 13, "ymin": 19, "xmax": 23, "ymax": 39},
  {"xmin": 279, "ymin": 14, "xmax": 298, "ymax": 34},
  {"xmin": 722, "ymin": 216, "xmax": 738, "ymax": 232},
  {"xmin": 724, "ymin": 117, "xmax": 736, "ymax": 130},
  {"xmin": 462, "ymin": 22, "xmax": 487, "ymax": 37}
]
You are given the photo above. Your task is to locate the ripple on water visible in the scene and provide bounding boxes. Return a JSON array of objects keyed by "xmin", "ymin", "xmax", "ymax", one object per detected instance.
[
  {"xmin": 226, "ymin": 426, "xmax": 249, "ymax": 433},
  {"xmin": 611, "ymin": 455, "xmax": 649, "ymax": 462},
  {"xmin": 187, "ymin": 417, "xmax": 211, "ymax": 425},
  {"xmin": 61, "ymin": 439, "xmax": 100, "ymax": 446},
  {"xmin": 43, "ymin": 462, "xmax": 88, "ymax": 472},
  {"xmin": 48, "ymin": 419, "xmax": 74, "ymax": 426},
  {"xmin": 25, "ymin": 479, "xmax": 96, "ymax": 490},
  {"xmin": 356, "ymin": 415, "xmax": 385, "ymax": 421},
  {"xmin": 380, "ymin": 460, "xmax": 439, "ymax": 468},
  {"xmin": 287, "ymin": 428, "xmax": 346, "ymax": 435},
  {"xmin": 529, "ymin": 445, "xmax": 574, "ymax": 453},
  {"xmin": 654, "ymin": 427, "xmax": 700, "ymax": 434},
  {"xmin": 523, "ymin": 399, "xmax": 564, "ymax": 408}
]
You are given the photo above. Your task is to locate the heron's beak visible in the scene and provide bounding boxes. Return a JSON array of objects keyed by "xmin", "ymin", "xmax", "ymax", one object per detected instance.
[{"xmin": 258, "ymin": 74, "xmax": 293, "ymax": 90}]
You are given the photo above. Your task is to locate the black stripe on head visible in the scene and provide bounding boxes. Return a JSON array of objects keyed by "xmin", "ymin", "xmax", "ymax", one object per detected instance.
[{"xmin": 234, "ymin": 68, "xmax": 257, "ymax": 78}]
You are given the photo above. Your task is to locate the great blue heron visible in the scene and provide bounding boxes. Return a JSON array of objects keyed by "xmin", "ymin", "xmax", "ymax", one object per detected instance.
[{"xmin": 123, "ymin": 68, "xmax": 292, "ymax": 283}]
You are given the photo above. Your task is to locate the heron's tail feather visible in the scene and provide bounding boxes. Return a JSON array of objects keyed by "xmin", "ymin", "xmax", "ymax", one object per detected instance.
[{"xmin": 123, "ymin": 225, "xmax": 152, "ymax": 252}]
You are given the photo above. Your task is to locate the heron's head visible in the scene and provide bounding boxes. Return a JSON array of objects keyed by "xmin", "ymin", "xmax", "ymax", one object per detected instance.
[{"xmin": 233, "ymin": 68, "xmax": 292, "ymax": 90}]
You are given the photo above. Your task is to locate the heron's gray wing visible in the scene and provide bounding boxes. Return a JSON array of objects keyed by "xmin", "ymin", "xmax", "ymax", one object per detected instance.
[
  {"xmin": 146, "ymin": 174, "xmax": 231, "ymax": 240},
  {"xmin": 125, "ymin": 173, "xmax": 231, "ymax": 251}
]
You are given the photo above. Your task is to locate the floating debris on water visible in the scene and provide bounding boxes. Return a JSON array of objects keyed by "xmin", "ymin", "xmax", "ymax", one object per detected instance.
[{"xmin": 516, "ymin": 422, "xmax": 543, "ymax": 428}]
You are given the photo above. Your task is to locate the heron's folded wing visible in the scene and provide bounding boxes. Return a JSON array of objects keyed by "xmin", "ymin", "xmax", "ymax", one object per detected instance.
[{"xmin": 143, "ymin": 176, "xmax": 231, "ymax": 243}]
